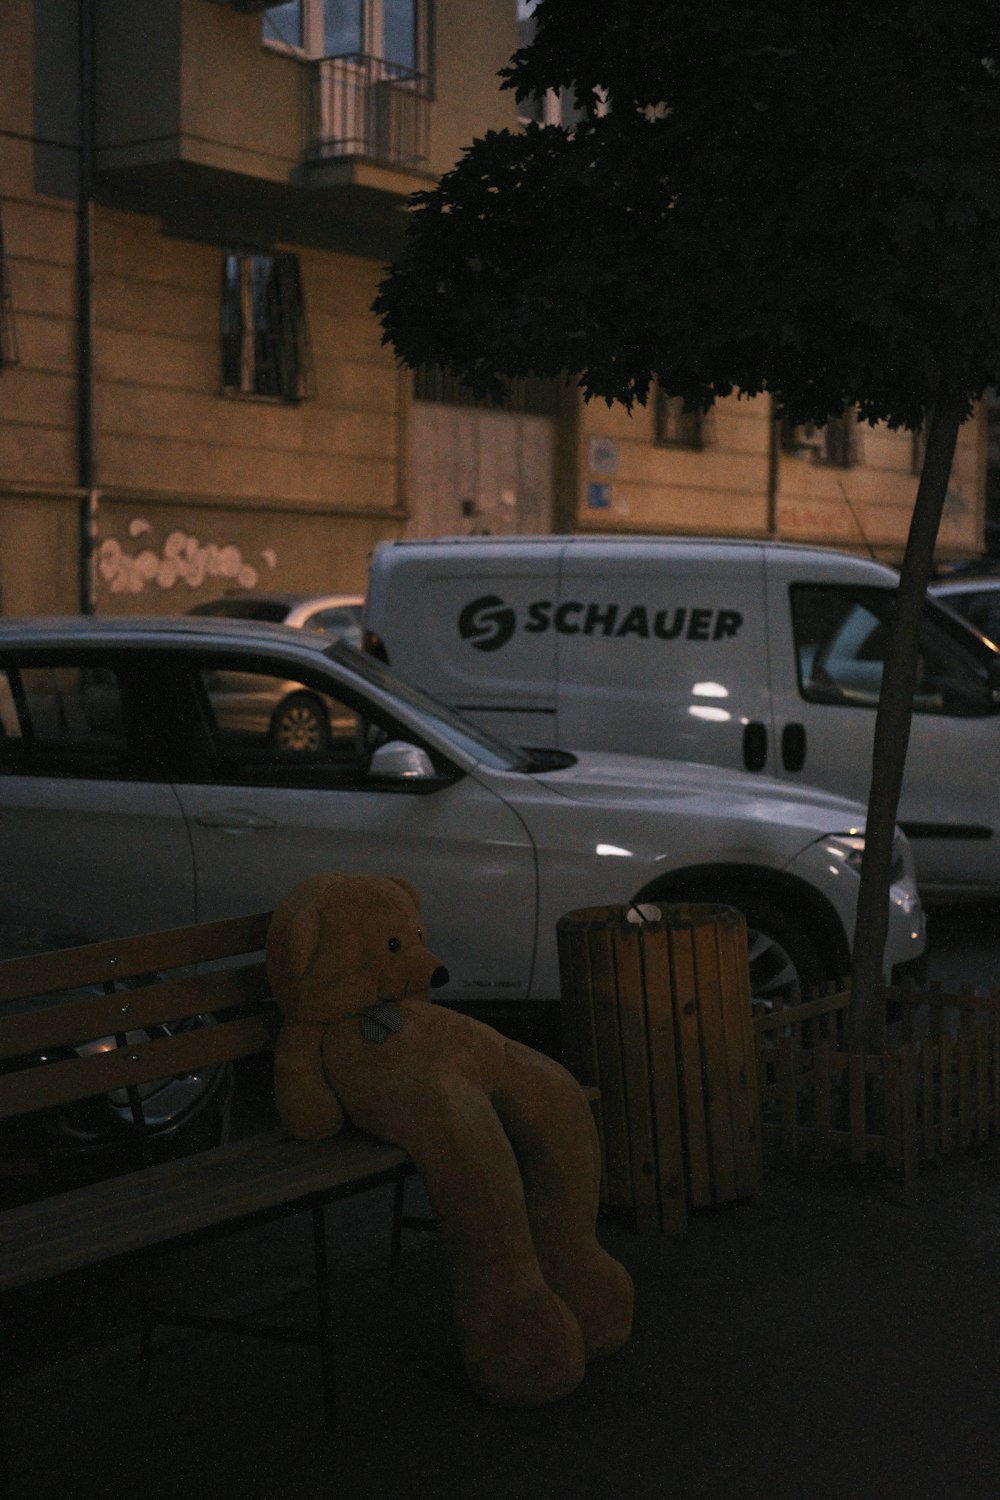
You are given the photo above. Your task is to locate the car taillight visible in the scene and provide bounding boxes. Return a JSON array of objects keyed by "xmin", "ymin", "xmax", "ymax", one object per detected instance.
[{"xmin": 363, "ymin": 629, "xmax": 389, "ymax": 663}]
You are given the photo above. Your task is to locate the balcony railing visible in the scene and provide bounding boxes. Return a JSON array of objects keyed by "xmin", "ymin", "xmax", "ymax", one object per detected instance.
[{"xmin": 310, "ymin": 54, "xmax": 430, "ymax": 170}]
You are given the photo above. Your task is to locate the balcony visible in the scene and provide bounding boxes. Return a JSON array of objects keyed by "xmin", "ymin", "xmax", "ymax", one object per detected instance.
[
  {"xmin": 87, "ymin": 5, "xmax": 434, "ymax": 258},
  {"xmin": 309, "ymin": 55, "xmax": 430, "ymax": 171}
]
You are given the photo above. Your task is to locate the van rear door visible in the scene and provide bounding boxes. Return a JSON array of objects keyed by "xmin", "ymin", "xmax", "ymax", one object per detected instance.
[{"xmin": 554, "ymin": 541, "xmax": 774, "ymax": 771}]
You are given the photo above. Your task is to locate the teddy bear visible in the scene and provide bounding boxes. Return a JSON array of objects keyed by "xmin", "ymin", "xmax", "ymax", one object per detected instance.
[{"xmin": 265, "ymin": 871, "xmax": 633, "ymax": 1408}]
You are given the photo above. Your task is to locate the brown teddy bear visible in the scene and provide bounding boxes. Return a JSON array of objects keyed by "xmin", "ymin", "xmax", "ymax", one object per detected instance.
[{"xmin": 266, "ymin": 871, "xmax": 633, "ymax": 1408}]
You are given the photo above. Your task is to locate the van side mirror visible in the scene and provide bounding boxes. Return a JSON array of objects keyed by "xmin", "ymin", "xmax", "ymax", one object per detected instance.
[{"xmin": 368, "ymin": 740, "xmax": 437, "ymax": 781}]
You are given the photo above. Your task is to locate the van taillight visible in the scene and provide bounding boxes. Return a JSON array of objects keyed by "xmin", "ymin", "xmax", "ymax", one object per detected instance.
[{"xmin": 363, "ymin": 629, "xmax": 389, "ymax": 663}]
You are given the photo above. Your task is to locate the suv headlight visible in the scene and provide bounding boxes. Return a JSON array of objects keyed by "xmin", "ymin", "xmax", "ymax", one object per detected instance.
[{"xmin": 824, "ymin": 832, "xmax": 906, "ymax": 887}]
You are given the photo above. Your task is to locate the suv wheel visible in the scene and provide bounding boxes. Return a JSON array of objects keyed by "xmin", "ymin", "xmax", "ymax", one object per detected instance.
[{"xmin": 739, "ymin": 897, "xmax": 828, "ymax": 1011}]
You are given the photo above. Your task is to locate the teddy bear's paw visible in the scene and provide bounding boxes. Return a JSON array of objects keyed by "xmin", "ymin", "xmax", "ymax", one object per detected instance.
[
  {"xmin": 458, "ymin": 1285, "xmax": 586, "ymax": 1408},
  {"xmin": 551, "ymin": 1249, "xmax": 635, "ymax": 1362}
]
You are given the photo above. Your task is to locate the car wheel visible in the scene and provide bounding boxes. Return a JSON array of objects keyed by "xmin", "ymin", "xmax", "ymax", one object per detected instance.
[
  {"xmin": 735, "ymin": 897, "xmax": 829, "ymax": 1011},
  {"xmin": 270, "ymin": 693, "xmax": 329, "ymax": 753}
]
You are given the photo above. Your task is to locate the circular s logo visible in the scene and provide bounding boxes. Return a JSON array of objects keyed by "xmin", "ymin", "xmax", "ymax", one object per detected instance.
[{"xmin": 458, "ymin": 594, "xmax": 517, "ymax": 652}]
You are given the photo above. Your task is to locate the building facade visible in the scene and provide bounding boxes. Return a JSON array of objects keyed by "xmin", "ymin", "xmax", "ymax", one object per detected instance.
[{"xmin": 0, "ymin": 0, "xmax": 988, "ymax": 620}]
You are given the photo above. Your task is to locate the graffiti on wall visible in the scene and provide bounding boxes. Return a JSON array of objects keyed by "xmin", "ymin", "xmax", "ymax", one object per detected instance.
[{"xmin": 97, "ymin": 520, "xmax": 278, "ymax": 596}]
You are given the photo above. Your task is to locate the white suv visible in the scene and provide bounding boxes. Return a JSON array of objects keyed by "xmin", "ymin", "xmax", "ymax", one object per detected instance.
[{"xmin": 0, "ymin": 618, "xmax": 924, "ymax": 1030}]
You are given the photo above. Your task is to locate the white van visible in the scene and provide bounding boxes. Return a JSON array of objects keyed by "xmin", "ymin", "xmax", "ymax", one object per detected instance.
[{"xmin": 364, "ymin": 535, "xmax": 1000, "ymax": 901}]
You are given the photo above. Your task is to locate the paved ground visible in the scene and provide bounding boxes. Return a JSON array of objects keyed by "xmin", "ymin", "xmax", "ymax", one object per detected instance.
[
  {"xmin": 6, "ymin": 905, "xmax": 1000, "ymax": 1500},
  {"xmin": 9, "ymin": 1129, "xmax": 1000, "ymax": 1499}
]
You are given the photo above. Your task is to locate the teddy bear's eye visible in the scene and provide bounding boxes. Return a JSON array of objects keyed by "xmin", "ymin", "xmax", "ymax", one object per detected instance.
[{"xmin": 387, "ymin": 937, "xmax": 401, "ymax": 952}]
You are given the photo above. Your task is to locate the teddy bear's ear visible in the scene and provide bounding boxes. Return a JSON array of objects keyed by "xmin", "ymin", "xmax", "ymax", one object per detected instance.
[{"xmin": 385, "ymin": 875, "xmax": 421, "ymax": 912}]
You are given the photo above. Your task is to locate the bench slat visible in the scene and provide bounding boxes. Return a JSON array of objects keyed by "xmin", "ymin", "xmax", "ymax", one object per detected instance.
[
  {"xmin": 0, "ymin": 909, "xmax": 600, "ymax": 1317},
  {"xmin": 0, "ymin": 962, "xmax": 272, "ymax": 1062},
  {"xmin": 0, "ymin": 1013, "xmax": 277, "ymax": 1120},
  {"xmin": 0, "ymin": 912, "xmax": 272, "ymax": 1003},
  {"xmin": 0, "ymin": 1126, "xmax": 413, "ymax": 1290}
]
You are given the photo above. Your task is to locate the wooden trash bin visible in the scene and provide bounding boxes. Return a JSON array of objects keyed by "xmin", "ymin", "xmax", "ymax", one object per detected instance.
[{"xmin": 557, "ymin": 902, "xmax": 762, "ymax": 1237}]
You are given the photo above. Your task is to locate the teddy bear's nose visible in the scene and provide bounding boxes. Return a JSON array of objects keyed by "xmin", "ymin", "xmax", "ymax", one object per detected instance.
[{"xmin": 430, "ymin": 965, "xmax": 450, "ymax": 989}]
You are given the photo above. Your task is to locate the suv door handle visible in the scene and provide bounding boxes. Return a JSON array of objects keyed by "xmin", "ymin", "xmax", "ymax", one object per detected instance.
[
  {"xmin": 742, "ymin": 721, "xmax": 767, "ymax": 772},
  {"xmin": 781, "ymin": 723, "xmax": 807, "ymax": 772},
  {"xmin": 193, "ymin": 809, "xmax": 277, "ymax": 831}
]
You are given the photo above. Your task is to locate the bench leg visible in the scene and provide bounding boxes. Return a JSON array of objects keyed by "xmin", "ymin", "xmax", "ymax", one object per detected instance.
[
  {"xmin": 137, "ymin": 1256, "xmax": 160, "ymax": 1392},
  {"xmin": 389, "ymin": 1170, "xmax": 437, "ymax": 1285},
  {"xmin": 311, "ymin": 1205, "xmax": 336, "ymax": 1427},
  {"xmin": 138, "ymin": 1302, "xmax": 155, "ymax": 1392},
  {"xmin": 389, "ymin": 1173, "xmax": 407, "ymax": 1286}
]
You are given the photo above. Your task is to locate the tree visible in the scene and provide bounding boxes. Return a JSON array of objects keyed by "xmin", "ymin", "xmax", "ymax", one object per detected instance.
[{"xmin": 374, "ymin": 1, "xmax": 1000, "ymax": 1046}]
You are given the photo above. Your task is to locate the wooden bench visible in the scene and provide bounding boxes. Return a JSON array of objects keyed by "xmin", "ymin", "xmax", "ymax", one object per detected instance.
[{"xmin": 0, "ymin": 912, "xmax": 421, "ymax": 1499}]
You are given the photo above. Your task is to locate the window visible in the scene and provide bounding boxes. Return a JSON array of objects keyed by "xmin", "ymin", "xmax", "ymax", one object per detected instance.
[
  {"xmin": 0, "ymin": 664, "xmax": 131, "ymax": 778},
  {"xmin": 220, "ymin": 253, "xmax": 314, "ymax": 403},
  {"xmin": 515, "ymin": 0, "xmax": 572, "ymax": 128},
  {"xmin": 262, "ymin": 0, "xmax": 303, "ymax": 48},
  {"xmin": 178, "ymin": 654, "xmax": 460, "ymax": 787},
  {"xmin": 946, "ymin": 589, "xmax": 1000, "ymax": 643},
  {"xmin": 653, "ymin": 389, "xmax": 706, "ymax": 449},
  {"xmin": 196, "ymin": 665, "xmax": 362, "ymax": 783},
  {"xmin": 269, "ymin": 2, "xmax": 431, "ymax": 165},
  {"xmin": 790, "ymin": 585, "xmax": 994, "ymax": 717},
  {"xmin": 263, "ymin": 0, "xmax": 425, "ymax": 70},
  {"xmin": 780, "ymin": 409, "xmax": 860, "ymax": 468}
]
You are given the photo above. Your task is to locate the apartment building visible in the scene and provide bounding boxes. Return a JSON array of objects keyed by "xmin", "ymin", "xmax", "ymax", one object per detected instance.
[{"xmin": 0, "ymin": 0, "xmax": 987, "ymax": 617}]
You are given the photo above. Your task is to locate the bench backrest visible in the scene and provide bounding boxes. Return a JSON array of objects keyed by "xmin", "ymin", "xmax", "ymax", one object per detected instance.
[{"xmin": 0, "ymin": 912, "xmax": 276, "ymax": 1123}]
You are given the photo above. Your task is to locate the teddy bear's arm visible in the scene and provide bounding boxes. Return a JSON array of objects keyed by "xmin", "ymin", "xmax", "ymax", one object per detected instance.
[{"xmin": 274, "ymin": 1021, "xmax": 345, "ymax": 1139}]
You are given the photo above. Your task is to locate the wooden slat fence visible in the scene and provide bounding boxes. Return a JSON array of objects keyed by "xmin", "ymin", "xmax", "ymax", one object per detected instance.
[{"xmin": 754, "ymin": 981, "xmax": 1000, "ymax": 1196}]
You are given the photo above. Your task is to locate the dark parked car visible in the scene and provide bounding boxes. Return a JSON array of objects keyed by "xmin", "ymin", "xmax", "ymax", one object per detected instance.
[{"xmin": 188, "ymin": 592, "xmax": 363, "ymax": 641}]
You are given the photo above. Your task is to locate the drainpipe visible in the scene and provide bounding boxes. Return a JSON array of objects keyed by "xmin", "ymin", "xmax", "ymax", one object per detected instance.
[
  {"xmin": 76, "ymin": 0, "xmax": 97, "ymax": 614},
  {"xmin": 767, "ymin": 394, "xmax": 780, "ymax": 536}
]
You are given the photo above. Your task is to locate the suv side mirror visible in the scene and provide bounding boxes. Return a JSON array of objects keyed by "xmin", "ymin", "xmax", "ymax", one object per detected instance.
[{"xmin": 368, "ymin": 740, "xmax": 437, "ymax": 781}]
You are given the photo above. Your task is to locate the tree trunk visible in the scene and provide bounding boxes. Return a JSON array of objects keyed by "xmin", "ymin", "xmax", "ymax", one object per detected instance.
[{"xmin": 847, "ymin": 392, "xmax": 966, "ymax": 1048}]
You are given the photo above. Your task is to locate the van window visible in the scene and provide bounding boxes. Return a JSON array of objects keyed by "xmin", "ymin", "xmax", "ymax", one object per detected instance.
[
  {"xmin": 948, "ymin": 588, "xmax": 1000, "ymax": 643},
  {"xmin": 790, "ymin": 586, "xmax": 995, "ymax": 717}
]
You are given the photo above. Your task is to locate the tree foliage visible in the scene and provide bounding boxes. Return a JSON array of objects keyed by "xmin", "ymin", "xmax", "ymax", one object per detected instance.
[
  {"xmin": 374, "ymin": 1, "xmax": 1000, "ymax": 1044},
  {"xmin": 376, "ymin": 1, "xmax": 1000, "ymax": 429}
]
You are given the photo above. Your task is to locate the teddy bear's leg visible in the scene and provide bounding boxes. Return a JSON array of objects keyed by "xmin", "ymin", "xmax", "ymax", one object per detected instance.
[
  {"xmin": 398, "ymin": 1078, "xmax": 586, "ymax": 1407},
  {"xmin": 492, "ymin": 1040, "xmax": 634, "ymax": 1361}
]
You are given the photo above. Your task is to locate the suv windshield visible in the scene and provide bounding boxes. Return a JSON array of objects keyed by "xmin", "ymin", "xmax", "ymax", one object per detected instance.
[{"xmin": 327, "ymin": 642, "xmax": 533, "ymax": 772}]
